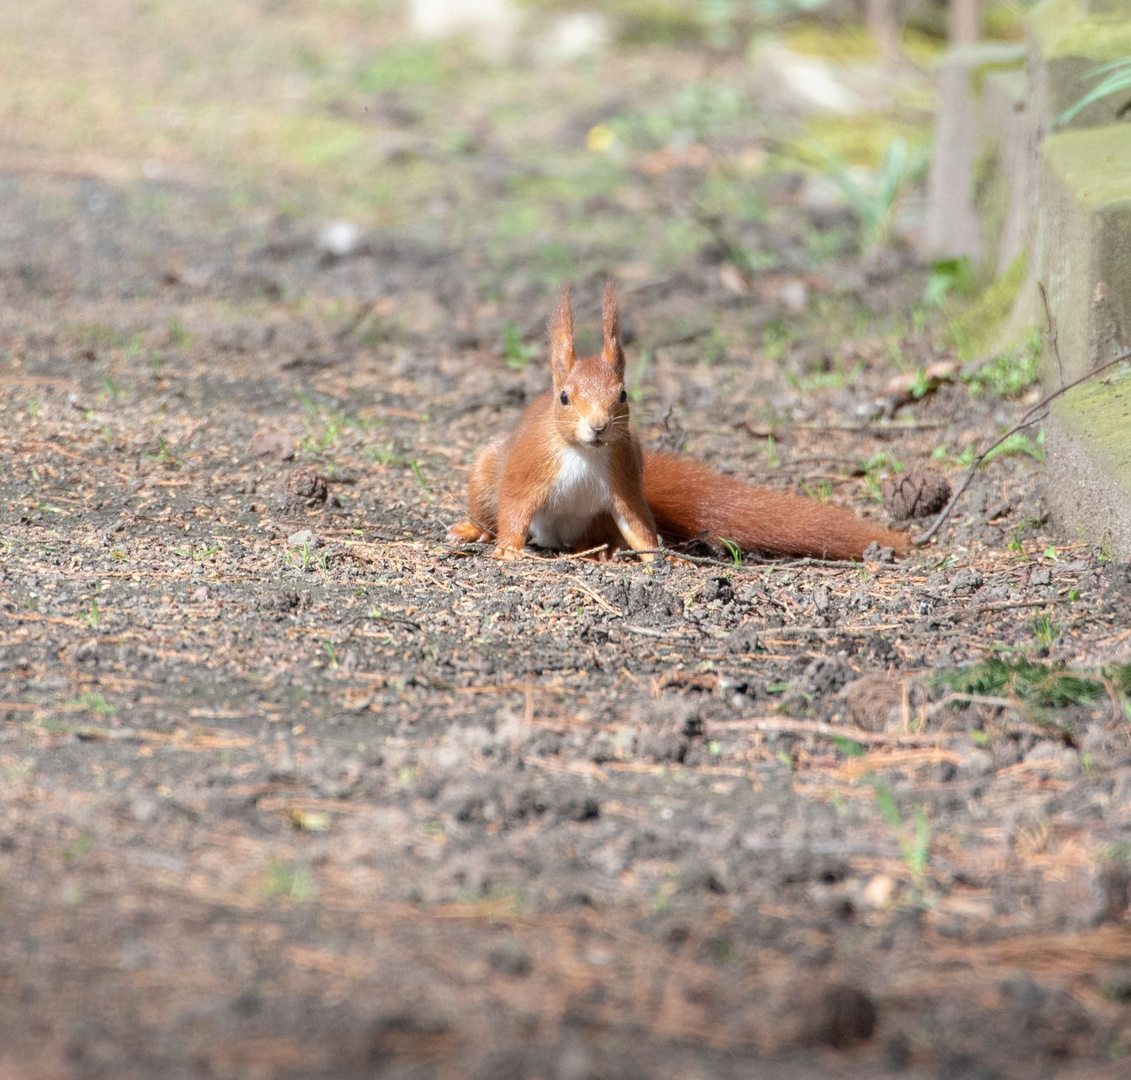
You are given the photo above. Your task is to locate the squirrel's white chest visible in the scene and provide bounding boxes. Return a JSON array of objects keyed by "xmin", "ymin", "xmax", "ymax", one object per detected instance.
[{"xmin": 528, "ymin": 446, "xmax": 612, "ymax": 549}]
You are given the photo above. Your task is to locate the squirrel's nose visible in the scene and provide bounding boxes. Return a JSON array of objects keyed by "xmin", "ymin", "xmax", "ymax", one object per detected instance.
[{"xmin": 590, "ymin": 419, "xmax": 608, "ymax": 435}]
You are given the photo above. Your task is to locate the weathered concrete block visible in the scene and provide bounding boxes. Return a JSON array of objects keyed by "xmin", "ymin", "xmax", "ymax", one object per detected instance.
[
  {"xmin": 979, "ymin": 68, "xmax": 1039, "ymax": 276},
  {"xmin": 926, "ymin": 0, "xmax": 1131, "ymax": 552},
  {"xmin": 923, "ymin": 43, "xmax": 1028, "ymax": 265},
  {"xmin": 1037, "ymin": 122, "xmax": 1131, "ymax": 554},
  {"xmin": 1030, "ymin": 0, "xmax": 1131, "ymax": 131},
  {"xmin": 1044, "ymin": 366, "xmax": 1131, "ymax": 559},
  {"xmin": 1035, "ymin": 125, "xmax": 1131, "ymax": 384}
]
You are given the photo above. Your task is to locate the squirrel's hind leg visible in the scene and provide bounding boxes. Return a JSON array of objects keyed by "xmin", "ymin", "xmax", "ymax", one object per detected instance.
[
  {"xmin": 450, "ymin": 439, "xmax": 504, "ymax": 545},
  {"xmin": 449, "ymin": 519, "xmax": 493, "ymax": 543}
]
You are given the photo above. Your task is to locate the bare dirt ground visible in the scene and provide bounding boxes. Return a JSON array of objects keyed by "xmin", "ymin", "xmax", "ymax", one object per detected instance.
[{"xmin": 2, "ymin": 5, "xmax": 1131, "ymax": 1079}]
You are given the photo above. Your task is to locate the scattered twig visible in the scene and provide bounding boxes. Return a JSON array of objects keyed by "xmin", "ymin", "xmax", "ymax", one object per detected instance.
[
  {"xmin": 914, "ymin": 346, "xmax": 1131, "ymax": 546},
  {"xmin": 956, "ymin": 598, "xmax": 1077, "ymax": 618},
  {"xmin": 764, "ymin": 556, "xmax": 904, "ymax": 570},
  {"xmin": 929, "ymin": 692, "xmax": 1019, "ymax": 712},
  {"xmin": 757, "ymin": 622, "xmax": 901, "ymax": 639},
  {"xmin": 561, "ymin": 544, "xmax": 615, "ymax": 561},
  {"xmin": 568, "ymin": 581, "xmax": 622, "ymax": 617},
  {"xmin": 622, "ymin": 624, "xmax": 693, "ymax": 639},
  {"xmin": 523, "ymin": 678, "xmax": 534, "ymax": 726},
  {"xmin": 710, "ymin": 717, "xmax": 944, "ymax": 747},
  {"xmin": 611, "ymin": 547, "xmax": 722, "ymax": 566},
  {"xmin": 334, "ymin": 297, "xmax": 379, "ymax": 341},
  {"xmin": 1097, "ymin": 675, "xmax": 1127, "ymax": 730},
  {"xmin": 18, "ymin": 438, "xmax": 93, "ymax": 464}
]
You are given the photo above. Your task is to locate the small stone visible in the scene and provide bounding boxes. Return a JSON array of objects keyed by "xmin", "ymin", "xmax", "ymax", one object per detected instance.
[
  {"xmin": 946, "ymin": 567, "xmax": 984, "ymax": 597},
  {"xmin": 557, "ymin": 796, "xmax": 600, "ymax": 822},
  {"xmin": 925, "ymin": 569, "xmax": 948, "ymax": 594},
  {"xmin": 131, "ymin": 796, "xmax": 158, "ymax": 824},
  {"xmin": 750, "ymin": 42, "xmax": 867, "ymax": 116},
  {"xmin": 287, "ymin": 529, "xmax": 320, "ymax": 549},
  {"xmin": 248, "ymin": 430, "xmax": 294, "ymax": 461},
  {"xmin": 883, "ymin": 465, "xmax": 951, "ymax": 521},
  {"xmin": 803, "ymin": 655, "xmax": 850, "ymax": 696},
  {"xmin": 1023, "ymin": 742, "xmax": 1079, "ymax": 778},
  {"xmin": 959, "ymin": 747, "xmax": 995, "ymax": 775},
  {"xmin": 885, "ymin": 361, "xmax": 960, "ymax": 401},
  {"xmin": 725, "ymin": 623, "xmax": 759, "ymax": 654},
  {"xmin": 1029, "ymin": 566, "xmax": 1052, "ymax": 586},
  {"xmin": 719, "ymin": 263, "xmax": 749, "ymax": 296},
  {"xmin": 779, "ymin": 279, "xmax": 809, "ymax": 313},
  {"xmin": 406, "ymin": 0, "xmax": 521, "ymax": 62},
  {"xmin": 862, "ymin": 541, "xmax": 895, "ymax": 564},
  {"xmin": 190, "ymin": 585, "xmax": 211, "ymax": 603},
  {"xmin": 533, "ymin": 12, "xmax": 611, "ymax": 64},
  {"xmin": 862, "ymin": 874, "xmax": 896, "ymax": 909},
  {"xmin": 317, "ymin": 220, "xmax": 360, "ymax": 259}
]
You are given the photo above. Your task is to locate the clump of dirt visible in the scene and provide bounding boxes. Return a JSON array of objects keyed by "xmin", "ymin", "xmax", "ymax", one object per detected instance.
[{"xmin": 277, "ymin": 465, "xmax": 329, "ymax": 511}]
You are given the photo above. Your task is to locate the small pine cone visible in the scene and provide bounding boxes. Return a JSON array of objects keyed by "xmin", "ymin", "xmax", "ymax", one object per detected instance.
[{"xmin": 882, "ymin": 465, "xmax": 951, "ymax": 521}]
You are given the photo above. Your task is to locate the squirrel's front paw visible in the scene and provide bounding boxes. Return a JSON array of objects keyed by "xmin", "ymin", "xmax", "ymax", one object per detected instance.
[{"xmin": 492, "ymin": 544, "xmax": 523, "ymax": 561}]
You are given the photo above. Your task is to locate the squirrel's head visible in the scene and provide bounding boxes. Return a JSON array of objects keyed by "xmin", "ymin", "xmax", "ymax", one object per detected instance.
[{"xmin": 547, "ymin": 282, "xmax": 628, "ymax": 449}]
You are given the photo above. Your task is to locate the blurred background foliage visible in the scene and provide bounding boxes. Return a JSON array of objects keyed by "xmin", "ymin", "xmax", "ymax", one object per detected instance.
[{"xmin": 0, "ymin": 0, "xmax": 1027, "ymax": 301}]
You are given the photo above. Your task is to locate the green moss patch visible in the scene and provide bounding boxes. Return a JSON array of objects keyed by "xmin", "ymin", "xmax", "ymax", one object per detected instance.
[
  {"xmin": 1052, "ymin": 363, "xmax": 1131, "ymax": 493},
  {"xmin": 1042, "ymin": 126, "xmax": 1131, "ymax": 204},
  {"xmin": 802, "ymin": 112, "xmax": 931, "ymax": 170},
  {"xmin": 1031, "ymin": 0, "xmax": 1131, "ymax": 61},
  {"xmin": 935, "ymin": 656, "xmax": 1131, "ymax": 725},
  {"xmin": 952, "ymin": 250, "xmax": 1030, "ymax": 360},
  {"xmin": 783, "ymin": 22, "xmax": 943, "ymax": 67},
  {"xmin": 969, "ymin": 53, "xmax": 1026, "ymax": 98}
]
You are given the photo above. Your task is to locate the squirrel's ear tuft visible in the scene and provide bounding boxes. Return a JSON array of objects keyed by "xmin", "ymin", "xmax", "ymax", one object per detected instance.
[
  {"xmin": 601, "ymin": 280, "xmax": 624, "ymax": 379},
  {"xmin": 548, "ymin": 287, "xmax": 575, "ymax": 384}
]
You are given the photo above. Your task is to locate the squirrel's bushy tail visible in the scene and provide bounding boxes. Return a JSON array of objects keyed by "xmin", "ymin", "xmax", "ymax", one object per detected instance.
[{"xmin": 642, "ymin": 452, "xmax": 907, "ymax": 561}]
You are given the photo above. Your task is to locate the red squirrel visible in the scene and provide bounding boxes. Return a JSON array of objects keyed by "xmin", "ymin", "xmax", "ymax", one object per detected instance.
[{"xmin": 450, "ymin": 284, "xmax": 908, "ymax": 562}]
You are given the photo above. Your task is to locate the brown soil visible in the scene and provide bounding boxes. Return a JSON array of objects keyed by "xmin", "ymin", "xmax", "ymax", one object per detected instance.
[{"xmin": 2, "ymin": 15, "xmax": 1131, "ymax": 1079}]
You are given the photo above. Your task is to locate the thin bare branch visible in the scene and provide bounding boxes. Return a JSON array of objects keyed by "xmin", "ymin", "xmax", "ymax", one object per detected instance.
[
  {"xmin": 914, "ymin": 346, "xmax": 1131, "ymax": 546},
  {"xmin": 1039, "ymin": 282, "xmax": 1064, "ymax": 388}
]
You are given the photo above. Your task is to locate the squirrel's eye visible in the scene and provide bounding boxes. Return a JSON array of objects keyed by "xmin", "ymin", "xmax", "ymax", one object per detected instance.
[
  {"xmin": 560, "ymin": 391, "xmax": 569, "ymax": 406},
  {"xmin": 619, "ymin": 389, "xmax": 627, "ymax": 403}
]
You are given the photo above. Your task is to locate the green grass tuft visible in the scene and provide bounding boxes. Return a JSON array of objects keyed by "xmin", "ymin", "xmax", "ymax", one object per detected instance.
[{"xmin": 935, "ymin": 657, "xmax": 1107, "ymax": 711}]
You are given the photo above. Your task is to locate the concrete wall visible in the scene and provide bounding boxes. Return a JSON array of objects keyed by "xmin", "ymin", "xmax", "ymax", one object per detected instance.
[{"xmin": 923, "ymin": 0, "xmax": 1131, "ymax": 557}]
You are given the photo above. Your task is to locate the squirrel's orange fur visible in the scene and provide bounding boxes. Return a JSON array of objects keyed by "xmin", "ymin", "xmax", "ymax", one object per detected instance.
[{"xmin": 450, "ymin": 285, "xmax": 907, "ymax": 562}]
